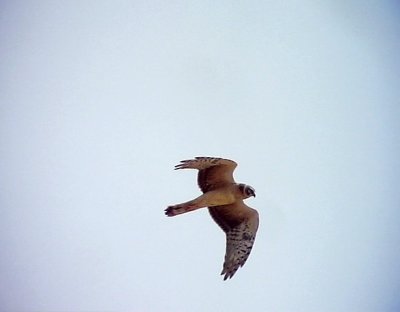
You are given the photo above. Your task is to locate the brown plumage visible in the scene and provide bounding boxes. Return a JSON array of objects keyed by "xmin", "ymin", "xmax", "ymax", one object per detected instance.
[{"xmin": 165, "ymin": 157, "xmax": 259, "ymax": 280}]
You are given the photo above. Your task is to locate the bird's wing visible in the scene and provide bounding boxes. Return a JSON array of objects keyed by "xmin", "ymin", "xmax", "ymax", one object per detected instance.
[
  {"xmin": 209, "ymin": 201, "xmax": 259, "ymax": 280},
  {"xmin": 174, "ymin": 157, "xmax": 237, "ymax": 193}
]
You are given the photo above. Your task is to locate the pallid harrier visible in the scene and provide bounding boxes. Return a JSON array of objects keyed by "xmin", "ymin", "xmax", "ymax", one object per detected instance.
[{"xmin": 165, "ymin": 157, "xmax": 259, "ymax": 280}]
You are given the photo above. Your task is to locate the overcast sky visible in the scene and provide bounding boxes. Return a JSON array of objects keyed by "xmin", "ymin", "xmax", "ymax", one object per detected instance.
[{"xmin": 1, "ymin": 1, "xmax": 400, "ymax": 311}]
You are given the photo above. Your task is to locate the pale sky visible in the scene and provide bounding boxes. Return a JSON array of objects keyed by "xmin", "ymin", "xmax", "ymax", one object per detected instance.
[{"xmin": 1, "ymin": 1, "xmax": 399, "ymax": 311}]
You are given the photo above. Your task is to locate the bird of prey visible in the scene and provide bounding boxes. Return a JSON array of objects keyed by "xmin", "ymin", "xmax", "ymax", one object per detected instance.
[{"xmin": 165, "ymin": 157, "xmax": 259, "ymax": 280}]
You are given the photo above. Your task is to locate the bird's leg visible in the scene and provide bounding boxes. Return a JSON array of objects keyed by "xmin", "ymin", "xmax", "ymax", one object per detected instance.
[{"xmin": 165, "ymin": 197, "xmax": 206, "ymax": 217}]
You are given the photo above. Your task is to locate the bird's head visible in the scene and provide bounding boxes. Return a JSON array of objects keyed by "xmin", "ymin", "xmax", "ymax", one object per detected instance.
[{"xmin": 238, "ymin": 183, "xmax": 256, "ymax": 199}]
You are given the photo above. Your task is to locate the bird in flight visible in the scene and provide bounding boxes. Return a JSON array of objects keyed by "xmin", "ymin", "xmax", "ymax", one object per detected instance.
[{"xmin": 165, "ymin": 157, "xmax": 259, "ymax": 280}]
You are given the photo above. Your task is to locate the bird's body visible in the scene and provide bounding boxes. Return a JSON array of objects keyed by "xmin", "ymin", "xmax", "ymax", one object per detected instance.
[{"xmin": 165, "ymin": 157, "xmax": 259, "ymax": 280}]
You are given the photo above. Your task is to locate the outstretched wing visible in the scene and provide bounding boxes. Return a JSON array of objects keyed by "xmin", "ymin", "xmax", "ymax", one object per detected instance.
[
  {"xmin": 174, "ymin": 157, "xmax": 237, "ymax": 193},
  {"xmin": 209, "ymin": 202, "xmax": 259, "ymax": 280}
]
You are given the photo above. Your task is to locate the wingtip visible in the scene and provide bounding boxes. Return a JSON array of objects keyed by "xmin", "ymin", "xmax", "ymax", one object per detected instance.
[
  {"xmin": 221, "ymin": 273, "xmax": 231, "ymax": 281},
  {"xmin": 174, "ymin": 160, "xmax": 190, "ymax": 170},
  {"xmin": 220, "ymin": 269, "xmax": 232, "ymax": 281},
  {"xmin": 164, "ymin": 206, "xmax": 175, "ymax": 216}
]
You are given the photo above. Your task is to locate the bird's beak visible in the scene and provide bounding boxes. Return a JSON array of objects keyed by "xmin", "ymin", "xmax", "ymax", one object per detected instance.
[{"xmin": 253, "ymin": 194, "xmax": 256, "ymax": 198}]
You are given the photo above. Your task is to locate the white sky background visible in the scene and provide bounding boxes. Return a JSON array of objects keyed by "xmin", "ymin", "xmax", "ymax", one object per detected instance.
[{"xmin": 1, "ymin": 1, "xmax": 399, "ymax": 311}]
